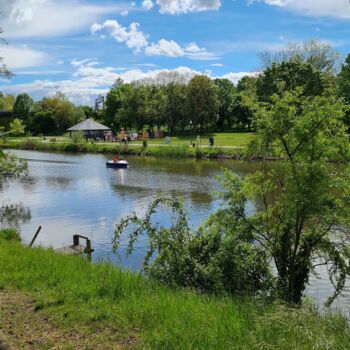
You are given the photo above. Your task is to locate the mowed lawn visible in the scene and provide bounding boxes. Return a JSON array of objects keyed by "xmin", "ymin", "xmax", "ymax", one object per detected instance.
[
  {"xmin": 10, "ymin": 132, "xmax": 256, "ymax": 148},
  {"xmin": 147, "ymin": 132, "xmax": 255, "ymax": 147}
]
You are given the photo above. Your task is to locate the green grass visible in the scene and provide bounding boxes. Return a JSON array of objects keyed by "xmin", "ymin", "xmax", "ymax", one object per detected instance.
[
  {"xmin": 146, "ymin": 132, "xmax": 255, "ymax": 147},
  {"xmin": 0, "ymin": 240, "xmax": 349, "ymax": 349}
]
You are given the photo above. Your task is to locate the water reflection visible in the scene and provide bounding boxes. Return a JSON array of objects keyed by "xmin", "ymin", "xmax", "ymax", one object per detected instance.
[{"xmin": 0, "ymin": 203, "xmax": 31, "ymax": 229}]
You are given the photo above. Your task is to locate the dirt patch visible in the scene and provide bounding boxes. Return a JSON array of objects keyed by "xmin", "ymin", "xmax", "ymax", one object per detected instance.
[{"xmin": 0, "ymin": 290, "xmax": 137, "ymax": 350}]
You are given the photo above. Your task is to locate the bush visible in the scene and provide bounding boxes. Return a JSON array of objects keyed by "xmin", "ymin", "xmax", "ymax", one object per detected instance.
[
  {"xmin": 0, "ymin": 228, "xmax": 21, "ymax": 242},
  {"xmin": 114, "ymin": 198, "xmax": 274, "ymax": 296}
]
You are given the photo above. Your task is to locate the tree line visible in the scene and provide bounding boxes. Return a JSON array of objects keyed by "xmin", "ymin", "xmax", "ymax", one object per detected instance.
[
  {"xmin": 102, "ymin": 39, "xmax": 350, "ymax": 134},
  {"xmin": 0, "ymin": 91, "xmax": 95, "ymax": 135},
  {"xmin": 3, "ymin": 40, "xmax": 350, "ymax": 136}
]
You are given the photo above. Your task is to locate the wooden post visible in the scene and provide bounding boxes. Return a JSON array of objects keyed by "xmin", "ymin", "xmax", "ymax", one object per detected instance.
[
  {"xmin": 73, "ymin": 234, "xmax": 80, "ymax": 246},
  {"xmin": 86, "ymin": 239, "xmax": 92, "ymax": 253},
  {"xmin": 29, "ymin": 226, "xmax": 42, "ymax": 247}
]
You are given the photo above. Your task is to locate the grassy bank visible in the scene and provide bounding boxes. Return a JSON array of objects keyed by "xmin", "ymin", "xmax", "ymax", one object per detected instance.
[
  {"xmin": 0, "ymin": 240, "xmax": 349, "ymax": 349},
  {"xmin": 0, "ymin": 138, "xmax": 244, "ymax": 159}
]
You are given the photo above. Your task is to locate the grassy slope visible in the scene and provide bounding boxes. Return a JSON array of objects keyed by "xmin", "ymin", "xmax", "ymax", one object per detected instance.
[{"xmin": 0, "ymin": 241, "xmax": 349, "ymax": 350}]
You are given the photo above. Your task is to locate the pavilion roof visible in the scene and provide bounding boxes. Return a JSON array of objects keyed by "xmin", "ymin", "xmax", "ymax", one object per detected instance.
[{"xmin": 67, "ymin": 118, "xmax": 110, "ymax": 131}]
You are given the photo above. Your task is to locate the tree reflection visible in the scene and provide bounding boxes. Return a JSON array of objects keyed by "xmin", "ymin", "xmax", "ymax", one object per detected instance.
[{"xmin": 0, "ymin": 203, "xmax": 31, "ymax": 229}]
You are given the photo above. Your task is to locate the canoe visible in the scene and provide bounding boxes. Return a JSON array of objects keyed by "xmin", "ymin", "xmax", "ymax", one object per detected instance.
[{"xmin": 106, "ymin": 160, "xmax": 128, "ymax": 169}]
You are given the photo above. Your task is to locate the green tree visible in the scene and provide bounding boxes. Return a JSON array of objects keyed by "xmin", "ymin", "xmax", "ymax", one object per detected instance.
[
  {"xmin": 13, "ymin": 93, "xmax": 34, "ymax": 122},
  {"xmin": 104, "ymin": 86, "xmax": 123, "ymax": 128},
  {"xmin": 337, "ymin": 53, "xmax": 350, "ymax": 126},
  {"xmin": 239, "ymin": 89, "xmax": 350, "ymax": 304},
  {"xmin": 232, "ymin": 76, "xmax": 258, "ymax": 131},
  {"xmin": 186, "ymin": 75, "xmax": 219, "ymax": 132},
  {"xmin": 0, "ymin": 93, "xmax": 15, "ymax": 111},
  {"xmin": 163, "ymin": 83, "xmax": 187, "ymax": 133},
  {"xmin": 256, "ymin": 61, "xmax": 328, "ymax": 102},
  {"xmin": 9, "ymin": 118, "xmax": 25, "ymax": 136},
  {"xmin": 214, "ymin": 78, "xmax": 235, "ymax": 131},
  {"xmin": 27, "ymin": 111, "xmax": 56, "ymax": 135}
]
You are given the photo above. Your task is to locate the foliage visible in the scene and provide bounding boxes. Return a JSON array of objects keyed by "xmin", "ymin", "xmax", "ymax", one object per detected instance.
[
  {"xmin": 186, "ymin": 75, "xmax": 219, "ymax": 132},
  {"xmin": 0, "ymin": 152, "xmax": 27, "ymax": 178},
  {"xmin": 337, "ymin": 53, "xmax": 350, "ymax": 126},
  {"xmin": 0, "ymin": 93, "xmax": 15, "ymax": 111},
  {"xmin": 28, "ymin": 111, "xmax": 56, "ymax": 135},
  {"xmin": 0, "ymin": 228, "xmax": 21, "ymax": 242},
  {"xmin": 232, "ymin": 76, "xmax": 258, "ymax": 131},
  {"xmin": 13, "ymin": 93, "xmax": 34, "ymax": 121},
  {"xmin": 256, "ymin": 61, "xmax": 328, "ymax": 102},
  {"xmin": 114, "ymin": 197, "xmax": 273, "ymax": 296},
  {"xmin": 243, "ymin": 89, "xmax": 350, "ymax": 304},
  {"xmin": 9, "ymin": 118, "xmax": 25, "ymax": 136},
  {"xmin": 214, "ymin": 78, "xmax": 236, "ymax": 131}
]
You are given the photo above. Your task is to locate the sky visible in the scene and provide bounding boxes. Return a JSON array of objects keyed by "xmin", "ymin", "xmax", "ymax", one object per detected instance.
[{"xmin": 1, "ymin": 0, "xmax": 350, "ymax": 105}]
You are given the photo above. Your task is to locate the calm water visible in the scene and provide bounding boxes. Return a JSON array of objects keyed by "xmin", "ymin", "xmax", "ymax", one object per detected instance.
[{"xmin": 1, "ymin": 149, "xmax": 349, "ymax": 318}]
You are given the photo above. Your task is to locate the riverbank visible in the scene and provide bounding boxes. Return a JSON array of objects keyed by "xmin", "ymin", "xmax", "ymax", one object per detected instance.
[
  {"xmin": 0, "ymin": 240, "xmax": 349, "ymax": 349},
  {"xmin": 0, "ymin": 138, "xmax": 244, "ymax": 159}
]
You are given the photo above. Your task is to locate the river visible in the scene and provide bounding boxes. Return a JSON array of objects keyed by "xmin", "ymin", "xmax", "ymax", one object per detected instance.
[{"xmin": 1, "ymin": 149, "xmax": 349, "ymax": 318}]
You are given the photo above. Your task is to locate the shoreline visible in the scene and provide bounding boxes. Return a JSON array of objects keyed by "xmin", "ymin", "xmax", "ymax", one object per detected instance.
[{"xmin": 0, "ymin": 138, "xmax": 245, "ymax": 160}]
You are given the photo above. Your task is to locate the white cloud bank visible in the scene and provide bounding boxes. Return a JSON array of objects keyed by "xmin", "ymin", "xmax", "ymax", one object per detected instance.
[
  {"xmin": 0, "ymin": 0, "xmax": 128, "ymax": 38},
  {"xmin": 255, "ymin": 0, "xmax": 350, "ymax": 19},
  {"xmin": 91, "ymin": 20, "xmax": 218, "ymax": 60},
  {"xmin": 143, "ymin": 0, "xmax": 221, "ymax": 14},
  {"xmin": 1, "ymin": 45, "xmax": 48, "ymax": 69},
  {"xmin": 0, "ymin": 64, "xmax": 256, "ymax": 104}
]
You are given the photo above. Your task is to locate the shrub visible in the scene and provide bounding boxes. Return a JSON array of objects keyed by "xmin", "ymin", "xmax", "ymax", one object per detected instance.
[{"xmin": 0, "ymin": 228, "xmax": 21, "ymax": 242}]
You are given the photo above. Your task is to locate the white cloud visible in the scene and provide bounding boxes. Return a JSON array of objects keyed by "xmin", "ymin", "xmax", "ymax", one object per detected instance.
[
  {"xmin": 142, "ymin": 0, "xmax": 154, "ymax": 10},
  {"xmin": 211, "ymin": 63, "xmax": 223, "ymax": 67},
  {"xmin": 221, "ymin": 71, "xmax": 258, "ymax": 84},
  {"xmin": 92, "ymin": 20, "xmax": 219, "ymax": 60},
  {"xmin": 120, "ymin": 10, "xmax": 129, "ymax": 16},
  {"xmin": 145, "ymin": 39, "xmax": 184, "ymax": 57},
  {"xmin": 0, "ymin": 65, "xmax": 254, "ymax": 104},
  {"xmin": 255, "ymin": 0, "xmax": 350, "ymax": 19},
  {"xmin": 0, "ymin": 0, "xmax": 128, "ymax": 38},
  {"xmin": 1, "ymin": 45, "xmax": 48, "ymax": 69},
  {"xmin": 91, "ymin": 20, "xmax": 148, "ymax": 53},
  {"xmin": 156, "ymin": 0, "xmax": 221, "ymax": 14}
]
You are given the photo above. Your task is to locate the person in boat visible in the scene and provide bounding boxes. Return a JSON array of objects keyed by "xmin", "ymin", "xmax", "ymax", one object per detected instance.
[{"xmin": 113, "ymin": 156, "xmax": 120, "ymax": 163}]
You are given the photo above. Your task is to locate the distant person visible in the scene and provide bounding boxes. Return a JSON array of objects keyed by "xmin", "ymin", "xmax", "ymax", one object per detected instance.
[
  {"xmin": 209, "ymin": 135, "xmax": 214, "ymax": 147},
  {"xmin": 196, "ymin": 135, "xmax": 200, "ymax": 147}
]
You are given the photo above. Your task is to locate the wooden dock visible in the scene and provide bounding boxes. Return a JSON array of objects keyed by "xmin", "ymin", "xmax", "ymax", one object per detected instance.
[{"xmin": 55, "ymin": 235, "xmax": 94, "ymax": 256}]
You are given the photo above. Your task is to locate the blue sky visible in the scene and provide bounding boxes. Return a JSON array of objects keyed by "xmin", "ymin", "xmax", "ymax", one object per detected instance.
[{"xmin": 1, "ymin": 0, "xmax": 350, "ymax": 105}]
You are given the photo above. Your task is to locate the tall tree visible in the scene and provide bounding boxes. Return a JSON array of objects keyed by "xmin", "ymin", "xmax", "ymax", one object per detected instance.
[
  {"xmin": 13, "ymin": 93, "xmax": 34, "ymax": 122},
  {"xmin": 256, "ymin": 61, "xmax": 328, "ymax": 102},
  {"xmin": 232, "ymin": 76, "xmax": 257, "ymax": 131},
  {"xmin": 241, "ymin": 90, "xmax": 350, "ymax": 304},
  {"xmin": 259, "ymin": 39, "xmax": 340, "ymax": 74},
  {"xmin": 186, "ymin": 75, "xmax": 219, "ymax": 132},
  {"xmin": 164, "ymin": 83, "xmax": 187, "ymax": 133},
  {"xmin": 214, "ymin": 78, "xmax": 235, "ymax": 131}
]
